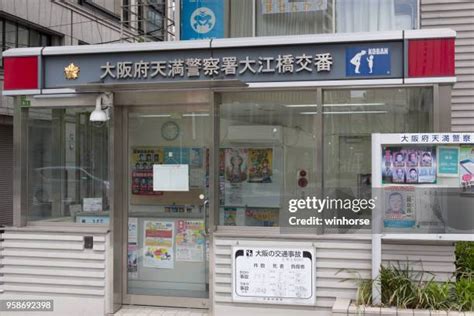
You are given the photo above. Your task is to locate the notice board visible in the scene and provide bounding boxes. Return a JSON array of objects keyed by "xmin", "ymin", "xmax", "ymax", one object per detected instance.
[{"xmin": 232, "ymin": 246, "xmax": 315, "ymax": 305}]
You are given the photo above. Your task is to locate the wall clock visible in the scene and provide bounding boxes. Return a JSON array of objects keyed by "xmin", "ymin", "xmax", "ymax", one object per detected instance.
[{"xmin": 161, "ymin": 121, "xmax": 180, "ymax": 141}]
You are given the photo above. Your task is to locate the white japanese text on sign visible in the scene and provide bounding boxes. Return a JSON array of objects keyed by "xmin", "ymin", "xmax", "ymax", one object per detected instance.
[{"xmin": 100, "ymin": 54, "xmax": 334, "ymax": 80}]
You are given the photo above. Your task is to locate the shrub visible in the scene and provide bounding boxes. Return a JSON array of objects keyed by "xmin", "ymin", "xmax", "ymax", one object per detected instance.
[
  {"xmin": 343, "ymin": 260, "xmax": 474, "ymax": 312},
  {"xmin": 455, "ymin": 241, "xmax": 474, "ymax": 278}
]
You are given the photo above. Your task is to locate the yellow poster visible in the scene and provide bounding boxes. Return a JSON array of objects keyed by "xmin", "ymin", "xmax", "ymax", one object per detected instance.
[{"xmin": 248, "ymin": 148, "xmax": 273, "ymax": 183}]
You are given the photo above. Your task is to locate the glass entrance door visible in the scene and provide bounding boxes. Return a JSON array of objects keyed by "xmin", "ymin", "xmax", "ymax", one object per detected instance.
[{"xmin": 125, "ymin": 104, "xmax": 211, "ymax": 308}]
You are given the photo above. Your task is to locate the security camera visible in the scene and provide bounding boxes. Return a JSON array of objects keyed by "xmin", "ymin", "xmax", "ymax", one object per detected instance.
[{"xmin": 90, "ymin": 92, "xmax": 113, "ymax": 122}]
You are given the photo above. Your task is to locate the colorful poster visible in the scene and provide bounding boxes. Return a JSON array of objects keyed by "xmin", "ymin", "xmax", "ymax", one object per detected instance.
[
  {"xmin": 143, "ymin": 221, "xmax": 174, "ymax": 269},
  {"xmin": 223, "ymin": 207, "xmax": 237, "ymax": 226},
  {"xmin": 382, "ymin": 146, "xmax": 436, "ymax": 184},
  {"xmin": 175, "ymin": 220, "xmax": 206, "ymax": 262},
  {"xmin": 438, "ymin": 146, "xmax": 459, "ymax": 176},
  {"xmin": 383, "ymin": 186, "xmax": 416, "ymax": 229},
  {"xmin": 460, "ymin": 146, "xmax": 474, "ymax": 193},
  {"xmin": 222, "ymin": 147, "xmax": 282, "ymax": 208},
  {"xmin": 248, "ymin": 149, "xmax": 273, "ymax": 183},
  {"xmin": 245, "ymin": 208, "xmax": 279, "ymax": 227},
  {"xmin": 127, "ymin": 217, "xmax": 138, "ymax": 278},
  {"xmin": 128, "ymin": 244, "xmax": 138, "ymax": 277},
  {"xmin": 131, "ymin": 147, "xmax": 163, "ymax": 196},
  {"xmin": 225, "ymin": 149, "xmax": 248, "ymax": 183}
]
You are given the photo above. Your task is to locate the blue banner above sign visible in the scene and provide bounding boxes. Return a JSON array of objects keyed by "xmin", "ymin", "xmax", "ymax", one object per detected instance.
[
  {"xmin": 346, "ymin": 47, "xmax": 391, "ymax": 76},
  {"xmin": 181, "ymin": 0, "xmax": 224, "ymax": 40}
]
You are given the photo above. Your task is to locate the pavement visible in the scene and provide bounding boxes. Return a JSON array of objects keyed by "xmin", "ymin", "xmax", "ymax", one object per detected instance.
[{"xmin": 114, "ymin": 305, "xmax": 209, "ymax": 316}]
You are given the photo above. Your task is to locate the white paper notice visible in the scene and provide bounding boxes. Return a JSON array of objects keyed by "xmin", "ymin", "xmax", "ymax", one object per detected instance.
[
  {"xmin": 153, "ymin": 164, "xmax": 189, "ymax": 192},
  {"xmin": 83, "ymin": 198, "xmax": 103, "ymax": 212},
  {"xmin": 232, "ymin": 247, "xmax": 315, "ymax": 305},
  {"xmin": 128, "ymin": 218, "xmax": 138, "ymax": 243}
]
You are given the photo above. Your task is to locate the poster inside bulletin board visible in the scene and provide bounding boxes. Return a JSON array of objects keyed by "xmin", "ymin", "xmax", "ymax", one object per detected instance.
[
  {"xmin": 221, "ymin": 147, "xmax": 282, "ymax": 208},
  {"xmin": 460, "ymin": 145, "xmax": 474, "ymax": 192},
  {"xmin": 382, "ymin": 146, "xmax": 437, "ymax": 184}
]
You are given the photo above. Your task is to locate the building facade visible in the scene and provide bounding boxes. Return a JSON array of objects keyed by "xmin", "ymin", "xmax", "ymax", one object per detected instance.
[
  {"xmin": 419, "ymin": 0, "xmax": 474, "ymax": 132},
  {"xmin": 0, "ymin": 0, "xmax": 134, "ymax": 225},
  {"xmin": 0, "ymin": 1, "xmax": 473, "ymax": 316}
]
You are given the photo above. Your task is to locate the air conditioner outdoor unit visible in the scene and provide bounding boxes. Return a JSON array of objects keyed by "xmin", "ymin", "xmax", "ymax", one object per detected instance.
[{"xmin": 226, "ymin": 125, "xmax": 283, "ymax": 143}]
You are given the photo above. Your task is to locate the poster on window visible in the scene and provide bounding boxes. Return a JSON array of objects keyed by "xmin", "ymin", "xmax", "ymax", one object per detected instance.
[
  {"xmin": 223, "ymin": 147, "xmax": 281, "ymax": 208},
  {"xmin": 245, "ymin": 208, "xmax": 279, "ymax": 227},
  {"xmin": 225, "ymin": 149, "xmax": 248, "ymax": 183},
  {"xmin": 248, "ymin": 149, "xmax": 273, "ymax": 183},
  {"xmin": 128, "ymin": 217, "xmax": 139, "ymax": 278},
  {"xmin": 128, "ymin": 217, "xmax": 138, "ymax": 243},
  {"xmin": 382, "ymin": 146, "xmax": 436, "ymax": 184},
  {"xmin": 131, "ymin": 147, "xmax": 164, "ymax": 195},
  {"xmin": 175, "ymin": 220, "xmax": 206, "ymax": 262},
  {"xmin": 128, "ymin": 244, "xmax": 138, "ymax": 277},
  {"xmin": 143, "ymin": 221, "xmax": 174, "ymax": 269},
  {"xmin": 460, "ymin": 145, "xmax": 474, "ymax": 193},
  {"xmin": 260, "ymin": 0, "xmax": 327, "ymax": 14},
  {"xmin": 383, "ymin": 186, "xmax": 416, "ymax": 229}
]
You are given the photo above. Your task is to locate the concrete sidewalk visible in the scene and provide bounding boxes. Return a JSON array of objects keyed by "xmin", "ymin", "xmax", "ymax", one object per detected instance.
[{"xmin": 114, "ymin": 305, "xmax": 208, "ymax": 316}]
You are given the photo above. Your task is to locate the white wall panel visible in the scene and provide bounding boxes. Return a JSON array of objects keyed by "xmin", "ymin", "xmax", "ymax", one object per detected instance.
[
  {"xmin": 212, "ymin": 235, "xmax": 456, "ymax": 315},
  {"xmin": 0, "ymin": 229, "xmax": 111, "ymax": 316}
]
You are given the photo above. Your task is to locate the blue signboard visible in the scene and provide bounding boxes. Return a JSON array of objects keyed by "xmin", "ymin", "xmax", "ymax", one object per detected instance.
[
  {"xmin": 181, "ymin": 0, "xmax": 224, "ymax": 40},
  {"xmin": 346, "ymin": 47, "xmax": 391, "ymax": 76}
]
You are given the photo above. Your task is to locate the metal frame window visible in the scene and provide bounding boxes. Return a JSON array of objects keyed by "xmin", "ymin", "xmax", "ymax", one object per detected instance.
[
  {"xmin": 0, "ymin": 17, "xmax": 55, "ymax": 67},
  {"xmin": 214, "ymin": 83, "xmax": 442, "ymax": 233},
  {"xmin": 227, "ymin": 0, "xmax": 420, "ymax": 38}
]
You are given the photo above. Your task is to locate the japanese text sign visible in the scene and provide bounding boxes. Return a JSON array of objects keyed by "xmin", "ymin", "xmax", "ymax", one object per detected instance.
[
  {"xmin": 43, "ymin": 41, "xmax": 403, "ymax": 88},
  {"xmin": 232, "ymin": 246, "xmax": 315, "ymax": 305}
]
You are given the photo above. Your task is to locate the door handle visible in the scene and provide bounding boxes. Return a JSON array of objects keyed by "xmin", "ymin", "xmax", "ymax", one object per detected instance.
[{"xmin": 203, "ymin": 199, "xmax": 209, "ymax": 235}]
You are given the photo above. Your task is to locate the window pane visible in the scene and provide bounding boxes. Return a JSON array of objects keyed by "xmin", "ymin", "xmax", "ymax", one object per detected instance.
[
  {"xmin": 5, "ymin": 21, "xmax": 16, "ymax": 49},
  {"xmin": 0, "ymin": 20, "xmax": 3, "ymax": 49},
  {"xmin": 336, "ymin": 0, "xmax": 418, "ymax": 33},
  {"xmin": 29, "ymin": 29, "xmax": 41, "ymax": 47},
  {"xmin": 0, "ymin": 21, "xmax": 3, "ymax": 67},
  {"xmin": 229, "ymin": 0, "xmax": 253, "ymax": 37},
  {"xmin": 41, "ymin": 34, "xmax": 51, "ymax": 46},
  {"xmin": 256, "ymin": 0, "xmax": 333, "ymax": 36},
  {"xmin": 219, "ymin": 91, "xmax": 318, "ymax": 226},
  {"xmin": 18, "ymin": 25, "xmax": 29, "ymax": 48},
  {"xmin": 395, "ymin": 0, "xmax": 418, "ymax": 30},
  {"xmin": 27, "ymin": 108, "xmax": 110, "ymax": 224},
  {"xmin": 322, "ymin": 88, "xmax": 433, "ymax": 229}
]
